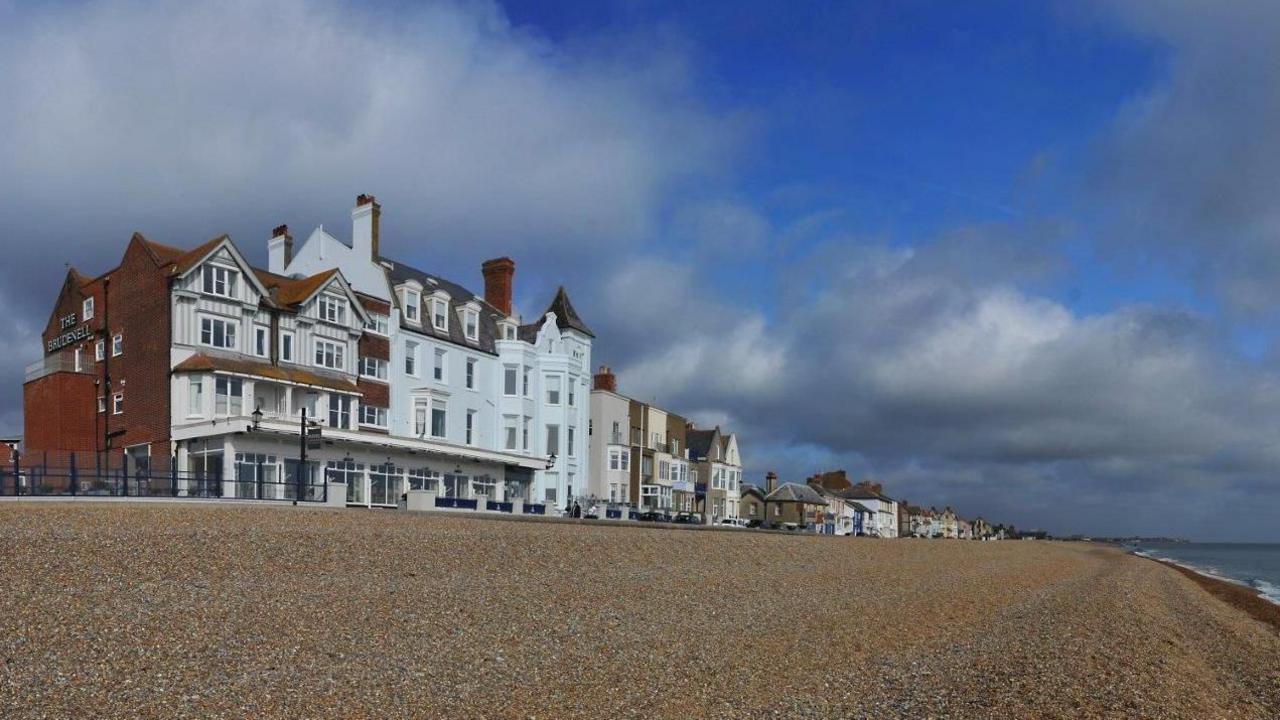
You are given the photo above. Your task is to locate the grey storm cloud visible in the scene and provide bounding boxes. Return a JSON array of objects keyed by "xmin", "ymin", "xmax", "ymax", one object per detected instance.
[{"xmin": 1091, "ymin": 0, "xmax": 1280, "ymax": 317}]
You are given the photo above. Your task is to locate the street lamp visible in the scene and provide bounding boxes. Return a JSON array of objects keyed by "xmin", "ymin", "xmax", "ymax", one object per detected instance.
[
  {"xmin": 545, "ymin": 453, "xmax": 557, "ymax": 471},
  {"xmin": 248, "ymin": 407, "xmax": 263, "ymax": 432}
]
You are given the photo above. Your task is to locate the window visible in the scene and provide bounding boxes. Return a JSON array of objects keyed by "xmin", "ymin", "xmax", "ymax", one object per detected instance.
[
  {"xmin": 568, "ymin": 380, "xmax": 576, "ymax": 407},
  {"xmin": 407, "ymin": 468, "xmax": 440, "ymax": 492},
  {"xmin": 464, "ymin": 309, "xmax": 478, "ymax": 340},
  {"xmin": 503, "ymin": 365, "xmax": 518, "ymax": 396},
  {"xmin": 504, "ymin": 416, "xmax": 518, "ymax": 450},
  {"xmin": 215, "ymin": 377, "xmax": 243, "ymax": 416},
  {"xmin": 465, "ymin": 410, "xmax": 476, "ymax": 445},
  {"xmin": 405, "ymin": 341, "xmax": 418, "ymax": 376},
  {"xmin": 201, "ymin": 265, "xmax": 238, "ymax": 298},
  {"xmin": 465, "ymin": 358, "xmax": 477, "ymax": 390},
  {"xmin": 414, "ymin": 399, "xmax": 428, "ymax": 436},
  {"xmin": 188, "ymin": 379, "xmax": 203, "ymax": 416},
  {"xmin": 82, "ymin": 297, "xmax": 94, "ymax": 321},
  {"xmin": 568, "ymin": 427, "xmax": 576, "ymax": 457},
  {"xmin": 522, "ymin": 416, "xmax": 530, "ymax": 450},
  {"xmin": 364, "ymin": 313, "xmax": 390, "ymax": 335},
  {"xmin": 74, "ymin": 348, "xmax": 82, "ymax": 372},
  {"xmin": 403, "ymin": 289, "xmax": 421, "ymax": 322},
  {"xmin": 431, "ymin": 298, "xmax": 448, "ymax": 331},
  {"xmin": 95, "ymin": 340, "xmax": 104, "ymax": 362},
  {"xmin": 97, "ymin": 396, "xmax": 105, "ymax": 413},
  {"xmin": 328, "ymin": 395, "xmax": 351, "ymax": 429},
  {"xmin": 254, "ymin": 326, "xmax": 269, "ymax": 357},
  {"xmin": 314, "ymin": 339, "xmax": 345, "ymax": 370},
  {"xmin": 545, "ymin": 424, "xmax": 560, "ymax": 456},
  {"xmin": 112, "ymin": 393, "xmax": 124, "ymax": 415},
  {"xmin": 522, "ymin": 368, "xmax": 530, "ymax": 397},
  {"xmin": 546, "ymin": 375, "xmax": 562, "ymax": 405},
  {"xmin": 111, "ymin": 334, "xmax": 122, "ymax": 357},
  {"xmin": 545, "ymin": 486, "xmax": 558, "ymax": 504},
  {"xmin": 608, "ymin": 448, "xmax": 620, "ymax": 470},
  {"xmin": 359, "ymin": 356, "xmax": 387, "ymax": 380},
  {"xmin": 620, "ymin": 448, "xmax": 631, "ymax": 472},
  {"xmin": 280, "ymin": 332, "xmax": 295, "ymax": 362},
  {"xmin": 200, "ymin": 317, "xmax": 237, "ymax": 350},
  {"xmin": 433, "ymin": 349, "xmax": 446, "ymax": 382},
  {"xmin": 318, "ymin": 295, "xmax": 347, "ymax": 324},
  {"xmin": 431, "ymin": 400, "xmax": 447, "ymax": 439},
  {"xmin": 359, "ymin": 405, "xmax": 388, "ymax": 428},
  {"xmin": 503, "ymin": 324, "xmax": 516, "ymax": 340},
  {"xmin": 659, "ymin": 460, "xmax": 670, "ymax": 481}
]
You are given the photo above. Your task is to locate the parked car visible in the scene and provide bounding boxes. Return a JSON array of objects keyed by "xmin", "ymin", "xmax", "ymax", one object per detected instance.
[
  {"xmin": 719, "ymin": 518, "xmax": 749, "ymax": 528},
  {"xmin": 745, "ymin": 518, "xmax": 765, "ymax": 529},
  {"xmin": 672, "ymin": 512, "xmax": 702, "ymax": 525},
  {"xmin": 636, "ymin": 510, "xmax": 669, "ymax": 523}
]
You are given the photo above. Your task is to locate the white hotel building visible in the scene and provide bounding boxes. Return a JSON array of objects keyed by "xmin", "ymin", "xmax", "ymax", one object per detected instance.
[{"xmin": 22, "ymin": 193, "xmax": 599, "ymax": 508}]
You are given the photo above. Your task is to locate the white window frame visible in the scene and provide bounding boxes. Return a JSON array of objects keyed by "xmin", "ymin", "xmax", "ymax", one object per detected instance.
[
  {"xmin": 431, "ymin": 298, "xmax": 448, "ymax": 332},
  {"xmin": 82, "ymin": 297, "xmax": 94, "ymax": 321},
  {"xmin": 546, "ymin": 375, "xmax": 562, "ymax": 406},
  {"xmin": 112, "ymin": 392, "xmax": 124, "ymax": 415},
  {"xmin": 199, "ymin": 316, "xmax": 238, "ymax": 351},
  {"xmin": 201, "ymin": 264, "xmax": 238, "ymax": 298},
  {"xmin": 73, "ymin": 347, "xmax": 82, "ymax": 372},
  {"xmin": 359, "ymin": 405, "xmax": 388, "ymax": 429},
  {"xmin": 359, "ymin": 356, "xmax": 387, "ymax": 381},
  {"xmin": 314, "ymin": 338, "xmax": 345, "ymax": 371},
  {"xmin": 430, "ymin": 399, "xmax": 447, "ymax": 439},
  {"xmin": 403, "ymin": 289, "xmax": 421, "ymax": 323},
  {"xmin": 111, "ymin": 333, "xmax": 123, "ymax": 357},
  {"xmin": 465, "ymin": 410, "xmax": 477, "ymax": 445},
  {"xmin": 503, "ymin": 415, "xmax": 519, "ymax": 450},
  {"xmin": 465, "ymin": 358, "xmax": 477, "ymax": 390},
  {"xmin": 254, "ymin": 325, "xmax": 269, "ymax": 358},
  {"xmin": 363, "ymin": 313, "xmax": 390, "ymax": 335},
  {"xmin": 405, "ymin": 341, "xmax": 419, "ymax": 376},
  {"xmin": 95, "ymin": 340, "xmax": 104, "ymax": 362},
  {"xmin": 568, "ymin": 427, "xmax": 576, "ymax": 457},
  {"xmin": 433, "ymin": 348, "xmax": 447, "ymax": 383},
  {"xmin": 214, "ymin": 377, "xmax": 243, "ymax": 416},
  {"xmin": 328, "ymin": 394, "xmax": 352, "ymax": 429},
  {"xmin": 503, "ymin": 365, "xmax": 518, "ymax": 396},
  {"xmin": 318, "ymin": 295, "xmax": 347, "ymax": 325},
  {"xmin": 188, "ymin": 378, "xmax": 204, "ymax": 418},
  {"xmin": 464, "ymin": 308, "xmax": 479, "ymax": 341},
  {"xmin": 545, "ymin": 424, "xmax": 560, "ymax": 457},
  {"xmin": 279, "ymin": 331, "xmax": 295, "ymax": 363}
]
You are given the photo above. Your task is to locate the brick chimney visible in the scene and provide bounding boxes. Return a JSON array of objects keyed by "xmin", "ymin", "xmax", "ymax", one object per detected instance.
[
  {"xmin": 765, "ymin": 471, "xmax": 778, "ymax": 494},
  {"xmin": 593, "ymin": 365, "xmax": 617, "ymax": 392},
  {"xmin": 482, "ymin": 257, "xmax": 515, "ymax": 316},
  {"xmin": 352, "ymin": 194, "xmax": 381, "ymax": 261},
  {"xmin": 267, "ymin": 224, "xmax": 293, "ymax": 274}
]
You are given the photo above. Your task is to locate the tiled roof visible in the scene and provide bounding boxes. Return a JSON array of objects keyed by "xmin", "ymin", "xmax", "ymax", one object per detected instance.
[
  {"xmin": 686, "ymin": 429, "xmax": 717, "ymax": 459},
  {"xmin": 273, "ymin": 269, "xmax": 339, "ymax": 307},
  {"xmin": 173, "ymin": 353, "xmax": 359, "ymax": 393},
  {"xmin": 167, "ymin": 235, "xmax": 228, "ymax": 276}
]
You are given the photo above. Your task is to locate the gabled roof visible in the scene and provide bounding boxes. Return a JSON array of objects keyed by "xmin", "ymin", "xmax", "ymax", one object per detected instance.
[
  {"xmin": 740, "ymin": 483, "xmax": 766, "ymax": 501},
  {"xmin": 766, "ymin": 482, "xmax": 827, "ymax": 505},
  {"xmin": 521, "ymin": 286, "xmax": 594, "ymax": 339},
  {"xmin": 686, "ymin": 428, "xmax": 718, "ymax": 459}
]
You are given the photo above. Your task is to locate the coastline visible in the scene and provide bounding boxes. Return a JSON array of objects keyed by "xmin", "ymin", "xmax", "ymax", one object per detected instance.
[{"xmin": 1134, "ymin": 552, "xmax": 1280, "ymax": 634}]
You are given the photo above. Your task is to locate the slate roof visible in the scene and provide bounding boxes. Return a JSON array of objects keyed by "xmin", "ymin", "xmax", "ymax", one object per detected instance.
[
  {"xmin": 740, "ymin": 483, "xmax": 766, "ymax": 501},
  {"xmin": 382, "ymin": 255, "xmax": 503, "ymax": 355},
  {"xmin": 519, "ymin": 286, "xmax": 595, "ymax": 340},
  {"xmin": 765, "ymin": 482, "xmax": 827, "ymax": 505},
  {"xmin": 686, "ymin": 429, "xmax": 717, "ymax": 460}
]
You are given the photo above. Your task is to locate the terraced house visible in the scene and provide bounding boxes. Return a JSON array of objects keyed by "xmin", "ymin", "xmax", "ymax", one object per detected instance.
[{"xmin": 23, "ymin": 195, "xmax": 592, "ymax": 509}]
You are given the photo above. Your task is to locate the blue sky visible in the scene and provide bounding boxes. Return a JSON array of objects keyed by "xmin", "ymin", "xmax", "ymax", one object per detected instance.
[{"xmin": 2, "ymin": 0, "xmax": 1279, "ymax": 539}]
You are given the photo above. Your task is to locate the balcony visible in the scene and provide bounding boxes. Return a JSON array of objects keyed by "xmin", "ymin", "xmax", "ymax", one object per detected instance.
[
  {"xmin": 671, "ymin": 480, "xmax": 695, "ymax": 493},
  {"xmin": 25, "ymin": 354, "xmax": 90, "ymax": 382}
]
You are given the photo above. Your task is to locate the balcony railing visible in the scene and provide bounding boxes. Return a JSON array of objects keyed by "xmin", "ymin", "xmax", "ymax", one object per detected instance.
[{"xmin": 25, "ymin": 354, "xmax": 90, "ymax": 382}]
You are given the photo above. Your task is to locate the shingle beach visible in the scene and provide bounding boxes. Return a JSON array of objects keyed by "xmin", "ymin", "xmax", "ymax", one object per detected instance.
[{"xmin": 2, "ymin": 503, "xmax": 1278, "ymax": 719}]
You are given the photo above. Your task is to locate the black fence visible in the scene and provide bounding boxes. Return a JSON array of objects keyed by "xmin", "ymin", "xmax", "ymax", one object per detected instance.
[{"xmin": 1, "ymin": 454, "xmax": 327, "ymax": 504}]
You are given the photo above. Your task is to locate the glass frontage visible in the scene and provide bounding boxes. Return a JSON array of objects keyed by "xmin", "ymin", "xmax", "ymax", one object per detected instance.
[
  {"xmin": 283, "ymin": 459, "xmax": 321, "ymax": 501},
  {"xmin": 407, "ymin": 468, "xmax": 440, "ymax": 492},
  {"xmin": 370, "ymin": 463, "xmax": 401, "ymax": 506},
  {"xmin": 442, "ymin": 473, "xmax": 468, "ymax": 498},
  {"xmin": 234, "ymin": 453, "xmax": 278, "ymax": 499},
  {"xmin": 327, "ymin": 459, "xmax": 365, "ymax": 504}
]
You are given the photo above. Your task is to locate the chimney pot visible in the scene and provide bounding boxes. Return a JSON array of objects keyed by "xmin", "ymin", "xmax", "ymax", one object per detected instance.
[
  {"xmin": 351, "ymin": 194, "xmax": 381, "ymax": 261},
  {"xmin": 481, "ymin": 257, "xmax": 515, "ymax": 316},
  {"xmin": 592, "ymin": 365, "xmax": 617, "ymax": 392},
  {"xmin": 267, "ymin": 224, "xmax": 294, "ymax": 274}
]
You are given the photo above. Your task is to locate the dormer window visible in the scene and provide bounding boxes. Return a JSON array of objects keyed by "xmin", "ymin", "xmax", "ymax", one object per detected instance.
[
  {"xmin": 318, "ymin": 295, "xmax": 347, "ymax": 325},
  {"xmin": 431, "ymin": 298, "xmax": 448, "ymax": 332},
  {"xmin": 201, "ymin": 265, "xmax": 238, "ymax": 298},
  {"xmin": 464, "ymin": 308, "xmax": 479, "ymax": 341},
  {"xmin": 504, "ymin": 324, "xmax": 516, "ymax": 340},
  {"xmin": 403, "ymin": 288, "xmax": 421, "ymax": 323}
]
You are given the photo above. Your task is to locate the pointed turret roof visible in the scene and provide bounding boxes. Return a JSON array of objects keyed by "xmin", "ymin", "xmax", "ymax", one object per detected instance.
[{"xmin": 523, "ymin": 285, "xmax": 594, "ymax": 338}]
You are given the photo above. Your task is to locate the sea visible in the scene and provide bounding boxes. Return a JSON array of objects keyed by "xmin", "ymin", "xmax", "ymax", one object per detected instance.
[{"xmin": 1128, "ymin": 541, "xmax": 1280, "ymax": 606}]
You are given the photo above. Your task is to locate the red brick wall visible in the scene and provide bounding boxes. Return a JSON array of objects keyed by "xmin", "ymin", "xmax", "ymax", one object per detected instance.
[{"xmin": 24, "ymin": 236, "xmax": 173, "ymax": 468}]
